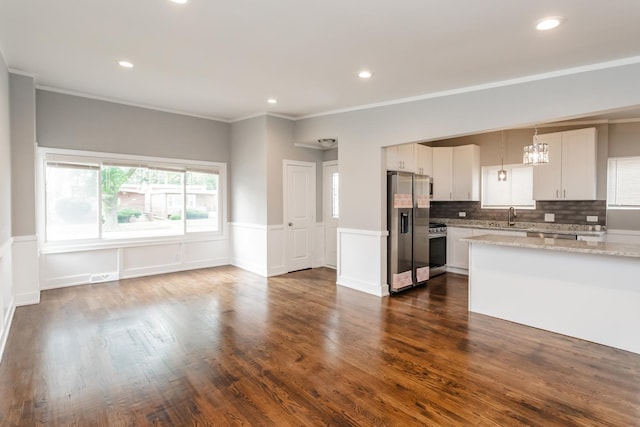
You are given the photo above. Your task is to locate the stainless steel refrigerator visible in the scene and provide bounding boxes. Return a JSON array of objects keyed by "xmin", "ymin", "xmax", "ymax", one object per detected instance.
[{"xmin": 387, "ymin": 171, "xmax": 431, "ymax": 293}]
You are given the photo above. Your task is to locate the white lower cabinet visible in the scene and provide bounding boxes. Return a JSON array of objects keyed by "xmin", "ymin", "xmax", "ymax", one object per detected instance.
[
  {"xmin": 447, "ymin": 227, "xmax": 474, "ymax": 271},
  {"xmin": 447, "ymin": 227, "xmax": 526, "ymax": 274}
]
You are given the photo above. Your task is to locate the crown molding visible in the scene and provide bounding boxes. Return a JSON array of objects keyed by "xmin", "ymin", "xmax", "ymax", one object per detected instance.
[
  {"xmin": 231, "ymin": 112, "xmax": 296, "ymax": 123},
  {"xmin": 296, "ymin": 56, "xmax": 640, "ymax": 121},
  {"xmin": 36, "ymin": 85, "xmax": 231, "ymax": 123}
]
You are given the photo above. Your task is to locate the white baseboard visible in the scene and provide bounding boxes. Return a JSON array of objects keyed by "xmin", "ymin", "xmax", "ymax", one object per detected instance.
[
  {"xmin": 446, "ymin": 266, "xmax": 468, "ymax": 276},
  {"xmin": 14, "ymin": 291, "xmax": 40, "ymax": 306},
  {"xmin": 12, "ymin": 236, "xmax": 39, "ymax": 306},
  {"xmin": 230, "ymin": 223, "xmax": 268, "ymax": 276}
]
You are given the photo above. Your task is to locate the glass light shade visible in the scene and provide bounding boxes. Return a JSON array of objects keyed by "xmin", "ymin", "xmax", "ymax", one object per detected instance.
[
  {"xmin": 523, "ymin": 142, "xmax": 549, "ymax": 165},
  {"xmin": 497, "ymin": 169, "xmax": 507, "ymax": 181}
]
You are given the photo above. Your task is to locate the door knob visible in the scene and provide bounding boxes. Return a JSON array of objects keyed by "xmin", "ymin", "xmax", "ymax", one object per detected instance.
[{"xmin": 288, "ymin": 222, "xmax": 293, "ymax": 226}]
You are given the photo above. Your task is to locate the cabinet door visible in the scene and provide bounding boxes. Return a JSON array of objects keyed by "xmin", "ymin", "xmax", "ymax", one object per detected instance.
[
  {"xmin": 432, "ymin": 147, "xmax": 453, "ymax": 200},
  {"xmin": 446, "ymin": 227, "xmax": 474, "ymax": 270},
  {"xmin": 415, "ymin": 145, "xmax": 433, "ymax": 176},
  {"xmin": 397, "ymin": 144, "xmax": 416, "ymax": 172},
  {"xmin": 453, "ymin": 145, "xmax": 480, "ymax": 201},
  {"xmin": 386, "ymin": 146, "xmax": 400, "ymax": 171},
  {"xmin": 561, "ymin": 128, "xmax": 597, "ymax": 200},
  {"xmin": 532, "ymin": 132, "xmax": 562, "ymax": 200}
]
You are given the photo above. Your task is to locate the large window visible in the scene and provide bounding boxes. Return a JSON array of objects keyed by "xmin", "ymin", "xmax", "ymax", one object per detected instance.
[
  {"xmin": 481, "ymin": 164, "xmax": 535, "ymax": 209},
  {"xmin": 40, "ymin": 150, "xmax": 223, "ymax": 243},
  {"xmin": 608, "ymin": 157, "xmax": 640, "ymax": 209}
]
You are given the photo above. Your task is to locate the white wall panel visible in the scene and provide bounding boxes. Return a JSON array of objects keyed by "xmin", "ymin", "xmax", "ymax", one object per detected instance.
[
  {"xmin": 41, "ymin": 236, "xmax": 230, "ymax": 288},
  {"xmin": 314, "ymin": 222, "xmax": 325, "ymax": 268},
  {"xmin": 267, "ymin": 225, "xmax": 285, "ymax": 277},
  {"xmin": 0, "ymin": 238, "xmax": 15, "ymax": 363},
  {"xmin": 230, "ymin": 223, "xmax": 267, "ymax": 276},
  {"xmin": 337, "ymin": 228, "xmax": 389, "ymax": 296},
  {"xmin": 41, "ymin": 248, "xmax": 118, "ymax": 289},
  {"xmin": 12, "ymin": 236, "xmax": 39, "ymax": 305}
]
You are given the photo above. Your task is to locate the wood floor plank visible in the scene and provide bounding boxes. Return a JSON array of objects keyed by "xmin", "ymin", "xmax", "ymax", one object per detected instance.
[{"xmin": 1, "ymin": 266, "xmax": 639, "ymax": 426}]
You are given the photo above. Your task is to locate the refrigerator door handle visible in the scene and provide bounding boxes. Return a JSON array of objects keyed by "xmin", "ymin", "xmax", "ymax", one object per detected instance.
[{"xmin": 400, "ymin": 212, "xmax": 410, "ymax": 234}]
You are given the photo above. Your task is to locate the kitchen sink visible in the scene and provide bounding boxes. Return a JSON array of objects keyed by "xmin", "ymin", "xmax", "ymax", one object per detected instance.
[{"xmin": 526, "ymin": 231, "xmax": 577, "ymax": 240}]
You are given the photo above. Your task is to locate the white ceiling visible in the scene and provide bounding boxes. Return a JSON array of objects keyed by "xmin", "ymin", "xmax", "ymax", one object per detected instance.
[{"xmin": 1, "ymin": 0, "xmax": 640, "ymax": 122}]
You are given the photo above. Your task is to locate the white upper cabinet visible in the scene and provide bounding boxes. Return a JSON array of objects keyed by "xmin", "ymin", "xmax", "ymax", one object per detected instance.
[
  {"xmin": 432, "ymin": 147, "xmax": 453, "ymax": 200},
  {"xmin": 453, "ymin": 144, "xmax": 480, "ymax": 201},
  {"xmin": 415, "ymin": 145, "xmax": 433, "ymax": 176},
  {"xmin": 532, "ymin": 127, "xmax": 597, "ymax": 200},
  {"xmin": 386, "ymin": 144, "xmax": 416, "ymax": 172},
  {"xmin": 432, "ymin": 145, "xmax": 480, "ymax": 201}
]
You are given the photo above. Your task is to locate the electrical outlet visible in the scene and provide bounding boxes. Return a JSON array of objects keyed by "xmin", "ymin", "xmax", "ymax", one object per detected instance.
[
  {"xmin": 587, "ymin": 215, "xmax": 598, "ymax": 222},
  {"xmin": 458, "ymin": 212, "xmax": 466, "ymax": 217},
  {"xmin": 544, "ymin": 213, "xmax": 555, "ymax": 222}
]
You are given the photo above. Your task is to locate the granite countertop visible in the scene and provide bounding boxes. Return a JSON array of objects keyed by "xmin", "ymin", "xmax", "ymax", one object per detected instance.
[
  {"xmin": 462, "ymin": 234, "xmax": 640, "ymax": 258},
  {"xmin": 431, "ymin": 218, "xmax": 606, "ymax": 237}
]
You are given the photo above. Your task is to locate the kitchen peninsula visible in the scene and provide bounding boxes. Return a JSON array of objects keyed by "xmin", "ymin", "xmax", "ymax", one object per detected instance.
[{"xmin": 465, "ymin": 234, "xmax": 640, "ymax": 354}]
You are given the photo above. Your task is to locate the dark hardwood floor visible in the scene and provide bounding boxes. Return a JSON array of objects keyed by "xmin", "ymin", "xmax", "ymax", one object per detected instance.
[{"xmin": 1, "ymin": 267, "xmax": 639, "ymax": 426}]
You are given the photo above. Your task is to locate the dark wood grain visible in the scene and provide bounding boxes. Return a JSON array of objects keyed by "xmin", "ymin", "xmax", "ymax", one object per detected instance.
[{"xmin": 1, "ymin": 267, "xmax": 639, "ymax": 426}]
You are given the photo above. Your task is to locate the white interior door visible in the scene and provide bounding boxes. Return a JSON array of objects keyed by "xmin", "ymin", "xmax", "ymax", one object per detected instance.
[
  {"xmin": 284, "ymin": 161, "xmax": 315, "ymax": 272},
  {"xmin": 323, "ymin": 161, "xmax": 339, "ymax": 268}
]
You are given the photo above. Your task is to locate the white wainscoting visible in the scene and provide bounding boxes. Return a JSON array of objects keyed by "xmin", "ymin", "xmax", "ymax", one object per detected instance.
[
  {"xmin": 337, "ymin": 228, "xmax": 389, "ymax": 297},
  {"xmin": 12, "ymin": 235, "xmax": 39, "ymax": 306},
  {"xmin": 230, "ymin": 223, "xmax": 268, "ymax": 276},
  {"xmin": 41, "ymin": 236, "xmax": 230, "ymax": 290},
  {"xmin": 0, "ymin": 238, "xmax": 16, "ymax": 362},
  {"xmin": 267, "ymin": 225, "xmax": 285, "ymax": 277},
  {"xmin": 314, "ymin": 222, "xmax": 326, "ymax": 268}
]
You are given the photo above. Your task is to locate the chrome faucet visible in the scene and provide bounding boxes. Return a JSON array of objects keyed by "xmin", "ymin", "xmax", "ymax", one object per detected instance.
[{"xmin": 508, "ymin": 207, "xmax": 516, "ymax": 226}]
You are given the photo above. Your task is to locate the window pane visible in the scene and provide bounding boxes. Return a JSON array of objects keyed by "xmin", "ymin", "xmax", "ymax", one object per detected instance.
[
  {"xmin": 482, "ymin": 164, "xmax": 534, "ymax": 209},
  {"xmin": 331, "ymin": 172, "xmax": 339, "ymax": 219},
  {"xmin": 609, "ymin": 158, "xmax": 640, "ymax": 207},
  {"xmin": 45, "ymin": 165, "xmax": 99, "ymax": 241},
  {"xmin": 186, "ymin": 171, "xmax": 219, "ymax": 232},
  {"xmin": 102, "ymin": 166, "xmax": 184, "ymax": 239}
]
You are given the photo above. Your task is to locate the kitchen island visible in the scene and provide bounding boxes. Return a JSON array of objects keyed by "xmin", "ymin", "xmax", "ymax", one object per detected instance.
[{"xmin": 464, "ymin": 234, "xmax": 640, "ymax": 354}]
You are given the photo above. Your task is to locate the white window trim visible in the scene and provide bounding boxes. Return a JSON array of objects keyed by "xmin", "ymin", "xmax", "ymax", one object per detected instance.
[
  {"xmin": 607, "ymin": 156, "xmax": 640, "ymax": 210},
  {"xmin": 37, "ymin": 146, "xmax": 227, "ymax": 250}
]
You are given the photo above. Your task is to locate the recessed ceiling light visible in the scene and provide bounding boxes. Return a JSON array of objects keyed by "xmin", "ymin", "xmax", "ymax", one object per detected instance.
[
  {"xmin": 118, "ymin": 60, "xmax": 134, "ymax": 68},
  {"xmin": 267, "ymin": 98, "xmax": 277, "ymax": 104},
  {"xmin": 170, "ymin": 0, "xmax": 188, "ymax": 4},
  {"xmin": 358, "ymin": 70, "xmax": 373, "ymax": 79},
  {"xmin": 536, "ymin": 16, "xmax": 564, "ymax": 31}
]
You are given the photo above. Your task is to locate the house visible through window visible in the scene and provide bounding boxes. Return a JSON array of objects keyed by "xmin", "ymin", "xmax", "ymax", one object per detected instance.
[
  {"xmin": 40, "ymin": 150, "xmax": 223, "ymax": 243},
  {"xmin": 608, "ymin": 157, "xmax": 640, "ymax": 208}
]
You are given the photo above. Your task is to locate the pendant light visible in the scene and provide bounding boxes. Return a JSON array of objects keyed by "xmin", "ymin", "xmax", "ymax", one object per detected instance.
[
  {"xmin": 523, "ymin": 127, "xmax": 549, "ymax": 165},
  {"xmin": 498, "ymin": 130, "xmax": 507, "ymax": 181}
]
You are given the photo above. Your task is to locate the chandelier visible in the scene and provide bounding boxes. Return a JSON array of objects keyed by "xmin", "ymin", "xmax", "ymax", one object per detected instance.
[{"xmin": 523, "ymin": 128, "xmax": 549, "ymax": 165}]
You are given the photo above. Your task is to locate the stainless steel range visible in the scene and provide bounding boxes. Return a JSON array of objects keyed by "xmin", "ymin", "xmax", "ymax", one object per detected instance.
[{"xmin": 428, "ymin": 222, "xmax": 447, "ymax": 277}]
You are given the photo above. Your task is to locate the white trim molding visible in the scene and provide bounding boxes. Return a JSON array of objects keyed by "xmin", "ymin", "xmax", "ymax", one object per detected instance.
[
  {"xmin": 0, "ymin": 237, "xmax": 16, "ymax": 362},
  {"xmin": 12, "ymin": 235, "xmax": 40, "ymax": 306},
  {"xmin": 230, "ymin": 222, "xmax": 268, "ymax": 276},
  {"xmin": 336, "ymin": 228, "xmax": 389, "ymax": 297}
]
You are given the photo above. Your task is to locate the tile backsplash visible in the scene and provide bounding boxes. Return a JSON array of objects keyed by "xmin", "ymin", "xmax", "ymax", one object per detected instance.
[{"xmin": 430, "ymin": 200, "xmax": 606, "ymax": 226}]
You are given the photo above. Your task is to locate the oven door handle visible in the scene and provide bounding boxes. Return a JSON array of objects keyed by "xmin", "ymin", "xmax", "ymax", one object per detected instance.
[{"xmin": 429, "ymin": 233, "xmax": 447, "ymax": 239}]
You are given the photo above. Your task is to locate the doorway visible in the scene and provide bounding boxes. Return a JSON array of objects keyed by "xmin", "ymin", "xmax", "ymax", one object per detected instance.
[
  {"xmin": 323, "ymin": 161, "xmax": 338, "ymax": 268},
  {"xmin": 283, "ymin": 160, "xmax": 316, "ymax": 272}
]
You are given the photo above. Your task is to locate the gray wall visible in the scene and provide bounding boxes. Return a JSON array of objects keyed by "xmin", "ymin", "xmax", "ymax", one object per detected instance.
[
  {"xmin": 36, "ymin": 90, "xmax": 232, "ymax": 222},
  {"xmin": 9, "ymin": 74, "xmax": 36, "ymax": 236},
  {"xmin": 322, "ymin": 148, "xmax": 338, "ymax": 162},
  {"xmin": 230, "ymin": 116, "xmax": 267, "ymax": 225},
  {"xmin": 606, "ymin": 121, "xmax": 640, "ymax": 230},
  {"xmin": 266, "ymin": 116, "xmax": 324, "ymax": 225},
  {"xmin": 294, "ymin": 62, "xmax": 640, "ymax": 231},
  {"xmin": 36, "ymin": 90, "xmax": 230, "ymax": 163},
  {"xmin": 0, "ymin": 54, "xmax": 10, "ymax": 246}
]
